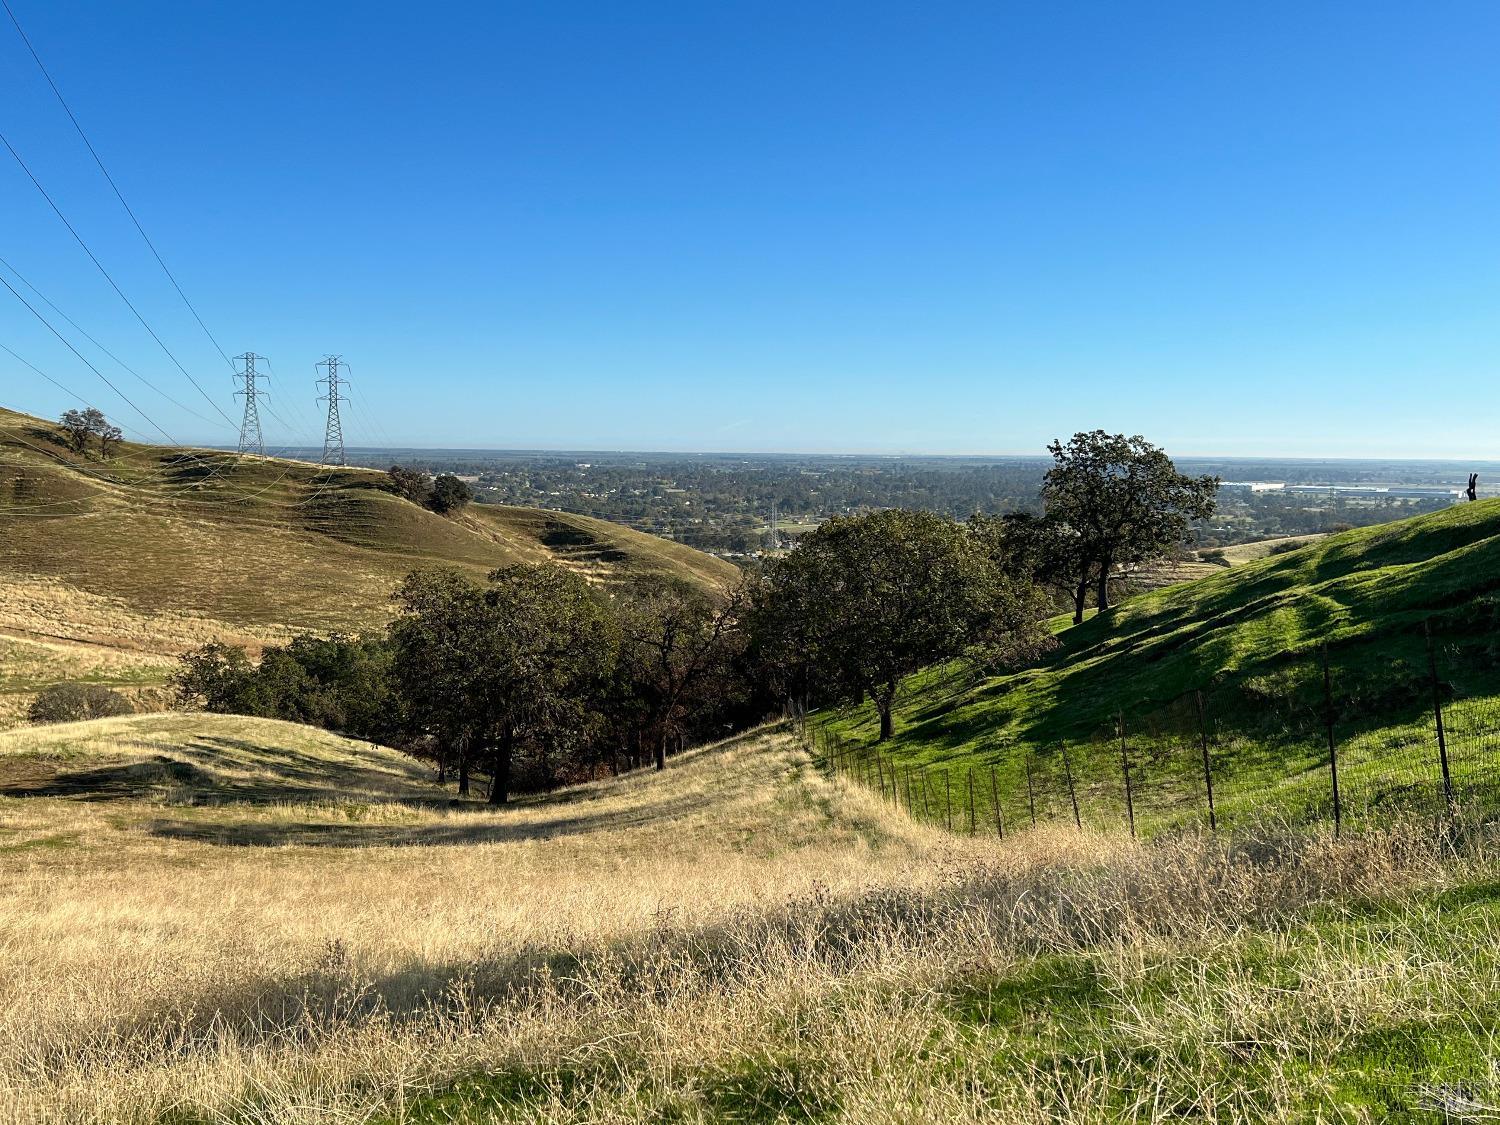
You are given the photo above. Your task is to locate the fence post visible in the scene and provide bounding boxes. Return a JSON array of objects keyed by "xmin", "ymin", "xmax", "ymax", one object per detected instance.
[
  {"xmin": 877, "ymin": 756, "xmax": 889, "ymax": 803},
  {"xmin": 967, "ymin": 769, "xmax": 977, "ymax": 835},
  {"xmin": 1061, "ymin": 743, "xmax": 1082, "ymax": 830},
  {"xmin": 1025, "ymin": 752, "xmax": 1038, "ymax": 826},
  {"xmin": 943, "ymin": 770, "xmax": 953, "ymax": 832},
  {"xmin": 1194, "ymin": 689, "xmax": 1217, "ymax": 833},
  {"xmin": 904, "ymin": 766, "xmax": 914, "ymax": 813},
  {"xmin": 1118, "ymin": 711, "xmax": 1136, "ymax": 840},
  {"xmin": 1321, "ymin": 645, "xmax": 1342, "ymax": 838},
  {"xmin": 1424, "ymin": 620, "xmax": 1457, "ymax": 818},
  {"xmin": 918, "ymin": 768, "xmax": 931, "ymax": 819},
  {"xmin": 989, "ymin": 764, "xmax": 1004, "ymax": 839}
]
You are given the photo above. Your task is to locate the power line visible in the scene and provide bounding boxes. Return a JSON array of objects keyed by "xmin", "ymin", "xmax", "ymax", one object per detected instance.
[
  {"xmin": 0, "ymin": 253, "xmax": 222, "ymax": 427},
  {"xmin": 1, "ymin": 0, "xmax": 237, "ymax": 373},
  {"xmin": 0, "ymin": 127, "xmax": 237, "ymax": 431},
  {"xmin": 0, "ymin": 270, "xmax": 180, "ymax": 446}
]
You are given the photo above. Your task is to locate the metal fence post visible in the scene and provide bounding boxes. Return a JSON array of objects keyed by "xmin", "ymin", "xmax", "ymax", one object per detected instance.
[
  {"xmin": 1061, "ymin": 742, "xmax": 1082, "ymax": 830},
  {"xmin": 967, "ymin": 769, "xmax": 977, "ymax": 835},
  {"xmin": 989, "ymin": 764, "xmax": 1004, "ymax": 839},
  {"xmin": 1025, "ymin": 752, "xmax": 1038, "ymax": 827},
  {"xmin": 1425, "ymin": 620, "xmax": 1457, "ymax": 817},
  {"xmin": 1195, "ymin": 689, "xmax": 1217, "ymax": 833},
  {"xmin": 1321, "ymin": 645, "xmax": 1342, "ymax": 838},
  {"xmin": 1118, "ymin": 710, "xmax": 1136, "ymax": 840}
]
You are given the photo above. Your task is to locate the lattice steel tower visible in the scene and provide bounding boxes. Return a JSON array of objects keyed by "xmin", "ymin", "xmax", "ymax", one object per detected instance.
[
  {"xmin": 316, "ymin": 355, "xmax": 348, "ymax": 466},
  {"xmin": 233, "ymin": 352, "xmax": 268, "ymax": 455}
]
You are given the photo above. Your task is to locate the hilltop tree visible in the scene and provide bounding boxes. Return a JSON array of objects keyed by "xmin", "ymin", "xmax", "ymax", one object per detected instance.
[
  {"xmin": 59, "ymin": 408, "xmax": 111, "ymax": 457},
  {"xmin": 429, "ymin": 474, "xmax": 473, "ymax": 515},
  {"xmin": 387, "ymin": 464, "xmax": 433, "ymax": 504},
  {"xmin": 1042, "ymin": 431, "xmax": 1219, "ymax": 622},
  {"xmin": 57, "ymin": 407, "xmax": 122, "ymax": 459},
  {"xmin": 753, "ymin": 509, "xmax": 1042, "ymax": 741}
]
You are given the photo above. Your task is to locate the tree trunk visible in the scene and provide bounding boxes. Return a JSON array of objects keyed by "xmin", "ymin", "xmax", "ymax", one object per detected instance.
[
  {"xmin": 488, "ymin": 732, "xmax": 513, "ymax": 805},
  {"xmin": 655, "ymin": 730, "xmax": 668, "ymax": 771},
  {"xmin": 457, "ymin": 754, "xmax": 470, "ymax": 797},
  {"xmin": 875, "ymin": 685, "xmax": 896, "ymax": 741},
  {"xmin": 1095, "ymin": 555, "xmax": 1112, "ymax": 613},
  {"xmin": 1072, "ymin": 574, "xmax": 1089, "ymax": 625}
]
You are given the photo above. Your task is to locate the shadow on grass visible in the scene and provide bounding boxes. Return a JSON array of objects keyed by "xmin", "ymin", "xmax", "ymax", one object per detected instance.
[{"xmin": 142, "ymin": 789, "xmax": 715, "ymax": 848}]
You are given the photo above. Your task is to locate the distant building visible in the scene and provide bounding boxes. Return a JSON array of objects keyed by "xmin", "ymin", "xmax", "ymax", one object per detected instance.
[{"xmin": 1221, "ymin": 481, "xmax": 1460, "ymax": 500}]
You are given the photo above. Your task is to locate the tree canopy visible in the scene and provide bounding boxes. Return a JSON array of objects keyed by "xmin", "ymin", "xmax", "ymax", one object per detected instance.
[
  {"xmin": 1041, "ymin": 431, "xmax": 1219, "ymax": 621},
  {"xmin": 752, "ymin": 509, "xmax": 1047, "ymax": 740}
]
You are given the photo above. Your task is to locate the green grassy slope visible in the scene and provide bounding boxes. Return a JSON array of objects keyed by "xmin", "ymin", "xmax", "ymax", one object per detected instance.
[{"xmin": 823, "ymin": 499, "xmax": 1500, "ymax": 831}]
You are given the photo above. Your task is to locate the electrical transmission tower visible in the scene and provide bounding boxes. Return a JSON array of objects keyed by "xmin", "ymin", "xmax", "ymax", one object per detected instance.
[
  {"xmin": 316, "ymin": 355, "xmax": 348, "ymax": 466},
  {"xmin": 233, "ymin": 352, "xmax": 268, "ymax": 455}
]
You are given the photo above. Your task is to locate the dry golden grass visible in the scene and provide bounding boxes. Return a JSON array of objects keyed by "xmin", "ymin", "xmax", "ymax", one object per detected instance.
[
  {"xmin": 0, "ymin": 405, "xmax": 740, "ymax": 725},
  {"xmin": 0, "ymin": 573, "xmax": 293, "ymax": 728},
  {"xmin": 0, "ymin": 713, "xmax": 1489, "ymax": 1123}
]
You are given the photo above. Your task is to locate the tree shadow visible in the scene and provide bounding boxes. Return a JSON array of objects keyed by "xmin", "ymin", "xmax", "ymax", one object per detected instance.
[{"xmin": 143, "ymin": 789, "xmax": 715, "ymax": 848}]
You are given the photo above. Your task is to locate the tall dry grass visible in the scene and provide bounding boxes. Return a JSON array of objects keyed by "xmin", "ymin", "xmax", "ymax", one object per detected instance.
[{"xmin": 0, "ymin": 718, "xmax": 1485, "ymax": 1122}]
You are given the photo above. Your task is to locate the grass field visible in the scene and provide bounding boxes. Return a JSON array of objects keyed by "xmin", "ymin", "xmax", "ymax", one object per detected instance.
[
  {"xmin": 0, "ymin": 406, "xmax": 738, "ymax": 722},
  {"xmin": 1, "ymin": 712, "xmax": 1498, "ymax": 1122},
  {"xmin": 821, "ymin": 500, "xmax": 1500, "ymax": 834}
]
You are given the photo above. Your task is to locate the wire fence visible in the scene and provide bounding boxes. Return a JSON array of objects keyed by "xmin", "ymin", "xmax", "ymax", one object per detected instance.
[{"xmin": 793, "ymin": 620, "xmax": 1500, "ymax": 840}]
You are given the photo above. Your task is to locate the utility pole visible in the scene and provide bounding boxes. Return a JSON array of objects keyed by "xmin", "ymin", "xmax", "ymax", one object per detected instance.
[
  {"xmin": 316, "ymin": 355, "xmax": 348, "ymax": 466},
  {"xmin": 233, "ymin": 352, "xmax": 267, "ymax": 456}
]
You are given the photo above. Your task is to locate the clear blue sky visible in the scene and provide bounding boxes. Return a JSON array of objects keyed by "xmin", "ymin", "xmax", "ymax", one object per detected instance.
[{"xmin": 0, "ymin": 1, "xmax": 1495, "ymax": 456}]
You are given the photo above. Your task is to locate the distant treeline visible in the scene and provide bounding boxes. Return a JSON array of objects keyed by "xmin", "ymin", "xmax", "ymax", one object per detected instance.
[{"xmin": 357, "ymin": 450, "xmax": 1466, "ymax": 555}]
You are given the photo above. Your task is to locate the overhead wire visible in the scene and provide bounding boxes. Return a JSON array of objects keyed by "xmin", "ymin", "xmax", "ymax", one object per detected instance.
[
  {"xmin": 0, "ymin": 2, "xmax": 332, "ymax": 500},
  {"xmin": 0, "ymin": 275, "xmax": 270, "ymax": 497},
  {"xmin": 0, "ymin": 0, "xmax": 239, "ymax": 375},
  {"xmin": 0, "ymin": 270, "xmax": 181, "ymax": 446},
  {"xmin": 0, "ymin": 128, "xmax": 241, "ymax": 435},
  {"xmin": 0, "ymin": 253, "xmax": 223, "ymax": 428},
  {"xmin": 0, "ymin": 4, "xmax": 379, "ymax": 515}
]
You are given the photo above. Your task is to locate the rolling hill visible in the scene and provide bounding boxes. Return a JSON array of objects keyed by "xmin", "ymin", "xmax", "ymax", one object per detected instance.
[
  {"xmin": 0, "ymin": 406, "xmax": 739, "ymax": 722},
  {"xmin": 821, "ymin": 498, "xmax": 1500, "ymax": 832}
]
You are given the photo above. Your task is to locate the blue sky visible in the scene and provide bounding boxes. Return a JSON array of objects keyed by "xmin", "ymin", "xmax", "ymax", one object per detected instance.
[{"xmin": 0, "ymin": 1, "xmax": 1495, "ymax": 456}]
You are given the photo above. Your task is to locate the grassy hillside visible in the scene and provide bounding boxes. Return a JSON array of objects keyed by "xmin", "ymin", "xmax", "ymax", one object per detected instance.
[
  {"xmin": 2, "ymin": 713, "xmax": 1497, "ymax": 1121},
  {"xmin": 0, "ymin": 406, "xmax": 738, "ymax": 721},
  {"xmin": 822, "ymin": 499, "xmax": 1500, "ymax": 832}
]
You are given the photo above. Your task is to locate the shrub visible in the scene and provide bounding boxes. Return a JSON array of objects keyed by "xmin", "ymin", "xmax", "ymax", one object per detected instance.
[{"xmin": 27, "ymin": 683, "xmax": 133, "ymax": 725}]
